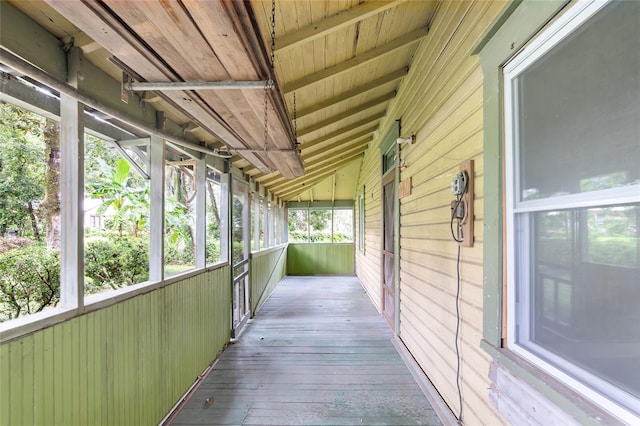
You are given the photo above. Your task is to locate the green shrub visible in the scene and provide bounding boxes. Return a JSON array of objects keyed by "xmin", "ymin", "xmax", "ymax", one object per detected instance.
[
  {"xmin": 84, "ymin": 237, "xmax": 148, "ymax": 292},
  {"xmin": 164, "ymin": 240, "xmax": 195, "ymax": 265},
  {"xmin": 0, "ymin": 244, "xmax": 60, "ymax": 321},
  {"xmin": 206, "ymin": 239, "xmax": 221, "ymax": 263}
]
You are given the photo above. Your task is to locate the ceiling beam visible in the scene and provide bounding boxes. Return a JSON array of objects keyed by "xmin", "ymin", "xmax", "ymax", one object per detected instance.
[
  {"xmin": 258, "ymin": 139, "xmax": 366, "ymax": 188},
  {"xmin": 275, "ymin": 0, "xmax": 409, "ymax": 54},
  {"xmin": 63, "ymin": 31, "xmax": 102, "ymax": 54},
  {"xmin": 282, "ymin": 26, "xmax": 429, "ymax": 93},
  {"xmin": 301, "ymin": 123, "xmax": 379, "ymax": 152},
  {"xmin": 301, "ymin": 127, "xmax": 375, "ymax": 154},
  {"xmin": 303, "ymin": 136, "xmax": 372, "ymax": 164},
  {"xmin": 269, "ymin": 144, "xmax": 369, "ymax": 192},
  {"xmin": 43, "ymin": 0, "xmax": 276, "ymax": 175},
  {"xmin": 249, "ymin": 118, "xmax": 378, "ymax": 183},
  {"xmin": 298, "ymin": 109, "xmax": 387, "ymax": 141},
  {"xmin": 276, "ymin": 154, "xmax": 365, "ymax": 199},
  {"xmin": 297, "ymin": 93, "xmax": 394, "ymax": 138},
  {"xmin": 292, "ymin": 67, "xmax": 408, "ymax": 120}
]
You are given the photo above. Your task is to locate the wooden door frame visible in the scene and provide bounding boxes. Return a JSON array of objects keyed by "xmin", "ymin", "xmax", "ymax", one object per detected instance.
[{"xmin": 380, "ymin": 121, "xmax": 401, "ymax": 334}]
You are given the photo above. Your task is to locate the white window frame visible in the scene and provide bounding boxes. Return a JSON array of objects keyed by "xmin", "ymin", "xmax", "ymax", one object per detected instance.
[
  {"xmin": 504, "ymin": 1, "xmax": 640, "ymax": 422},
  {"xmin": 358, "ymin": 192, "xmax": 365, "ymax": 252}
]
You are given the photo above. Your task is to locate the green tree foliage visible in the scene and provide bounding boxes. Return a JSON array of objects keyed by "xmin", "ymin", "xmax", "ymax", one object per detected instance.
[
  {"xmin": 87, "ymin": 158, "xmax": 150, "ymax": 237},
  {"xmin": 0, "ymin": 244, "xmax": 60, "ymax": 321},
  {"xmin": 84, "ymin": 237, "xmax": 148, "ymax": 291},
  {"xmin": 0, "ymin": 104, "xmax": 45, "ymax": 237}
]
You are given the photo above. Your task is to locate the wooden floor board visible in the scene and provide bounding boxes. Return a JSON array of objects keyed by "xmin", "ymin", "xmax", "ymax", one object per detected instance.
[{"xmin": 169, "ymin": 276, "xmax": 441, "ymax": 425}]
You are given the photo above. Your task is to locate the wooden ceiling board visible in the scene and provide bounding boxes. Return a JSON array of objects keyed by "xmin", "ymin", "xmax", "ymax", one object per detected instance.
[
  {"xmin": 273, "ymin": 151, "xmax": 364, "ymax": 194},
  {"xmin": 301, "ymin": 125, "xmax": 377, "ymax": 154},
  {"xmin": 277, "ymin": 154, "xmax": 365, "ymax": 199},
  {"xmin": 102, "ymin": 0, "xmax": 274, "ymax": 149},
  {"xmin": 258, "ymin": 134, "xmax": 367, "ymax": 188},
  {"xmin": 293, "ymin": 158, "xmax": 360, "ymax": 202},
  {"xmin": 303, "ymin": 136, "xmax": 372, "ymax": 164},
  {"xmin": 11, "ymin": 0, "xmax": 437, "ymax": 200},
  {"xmin": 296, "ymin": 96, "xmax": 391, "ymax": 139},
  {"xmin": 7, "ymin": 0, "xmax": 78, "ymax": 40}
]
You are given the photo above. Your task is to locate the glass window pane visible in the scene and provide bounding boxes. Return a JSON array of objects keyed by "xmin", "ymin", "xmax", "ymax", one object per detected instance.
[
  {"xmin": 206, "ymin": 170, "xmax": 221, "ymax": 264},
  {"xmin": 232, "ymin": 181, "xmax": 248, "ymax": 264},
  {"xmin": 288, "ymin": 209, "xmax": 308, "ymax": 242},
  {"xmin": 333, "ymin": 209, "xmax": 353, "ymax": 242},
  {"xmin": 164, "ymin": 163, "xmax": 196, "ymax": 276},
  {"xmin": 517, "ymin": 204, "xmax": 640, "ymax": 403},
  {"xmin": 0, "ymin": 105, "xmax": 61, "ymax": 321},
  {"xmin": 84, "ymin": 135, "xmax": 150, "ymax": 295},
  {"xmin": 309, "ymin": 209, "xmax": 331, "ymax": 242},
  {"xmin": 259, "ymin": 197, "xmax": 265, "ymax": 249},
  {"xmin": 516, "ymin": 1, "xmax": 640, "ymax": 202}
]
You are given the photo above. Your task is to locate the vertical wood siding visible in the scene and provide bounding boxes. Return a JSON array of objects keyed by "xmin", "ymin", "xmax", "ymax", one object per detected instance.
[
  {"xmin": 250, "ymin": 245, "xmax": 288, "ymax": 315},
  {"xmin": 287, "ymin": 243, "xmax": 355, "ymax": 276},
  {"xmin": 0, "ymin": 267, "xmax": 231, "ymax": 426},
  {"xmin": 355, "ymin": 1, "xmax": 507, "ymax": 424}
]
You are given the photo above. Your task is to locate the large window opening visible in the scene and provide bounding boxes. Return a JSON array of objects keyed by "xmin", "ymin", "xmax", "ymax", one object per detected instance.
[
  {"xmin": 505, "ymin": 0, "xmax": 640, "ymax": 419},
  {"xmin": 164, "ymin": 161, "xmax": 197, "ymax": 277},
  {"xmin": 0, "ymin": 104, "xmax": 60, "ymax": 322},
  {"xmin": 286, "ymin": 202, "xmax": 354, "ymax": 243},
  {"xmin": 84, "ymin": 136, "xmax": 150, "ymax": 294}
]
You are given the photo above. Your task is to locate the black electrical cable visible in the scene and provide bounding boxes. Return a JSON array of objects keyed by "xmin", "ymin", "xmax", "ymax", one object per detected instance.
[
  {"xmin": 455, "ymin": 243, "xmax": 463, "ymax": 425},
  {"xmin": 450, "ymin": 195, "xmax": 464, "ymax": 243}
]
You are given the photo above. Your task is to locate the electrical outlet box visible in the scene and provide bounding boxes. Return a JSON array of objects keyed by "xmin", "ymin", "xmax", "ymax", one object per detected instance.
[
  {"xmin": 458, "ymin": 160, "xmax": 474, "ymax": 247},
  {"xmin": 450, "ymin": 200, "xmax": 465, "ymax": 219}
]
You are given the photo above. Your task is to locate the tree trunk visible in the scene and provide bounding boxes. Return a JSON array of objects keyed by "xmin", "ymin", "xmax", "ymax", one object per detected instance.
[
  {"xmin": 207, "ymin": 181, "xmax": 220, "ymax": 225},
  {"xmin": 27, "ymin": 201, "xmax": 41, "ymax": 240},
  {"xmin": 42, "ymin": 119, "xmax": 61, "ymax": 250}
]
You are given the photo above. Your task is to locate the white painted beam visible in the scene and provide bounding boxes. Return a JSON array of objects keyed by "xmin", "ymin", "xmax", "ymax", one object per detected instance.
[
  {"xmin": 59, "ymin": 47, "xmax": 84, "ymax": 310},
  {"xmin": 275, "ymin": 0, "xmax": 409, "ymax": 54},
  {"xmin": 292, "ymin": 68, "xmax": 408, "ymax": 119},
  {"xmin": 282, "ymin": 27, "xmax": 429, "ymax": 93},
  {"xmin": 149, "ymin": 134, "xmax": 165, "ymax": 282},
  {"xmin": 297, "ymin": 93, "xmax": 395, "ymax": 138},
  {"xmin": 195, "ymin": 155, "xmax": 207, "ymax": 268}
]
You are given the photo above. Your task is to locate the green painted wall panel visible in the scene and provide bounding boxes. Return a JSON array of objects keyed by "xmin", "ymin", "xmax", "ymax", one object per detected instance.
[
  {"xmin": 287, "ymin": 244, "xmax": 355, "ymax": 276},
  {"xmin": 250, "ymin": 246, "xmax": 288, "ymax": 315},
  {"xmin": 0, "ymin": 266, "xmax": 231, "ymax": 426}
]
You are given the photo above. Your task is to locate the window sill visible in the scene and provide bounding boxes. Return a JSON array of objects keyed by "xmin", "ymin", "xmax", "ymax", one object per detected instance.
[{"xmin": 480, "ymin": 340, "xmax": 624, "ymax": 425}]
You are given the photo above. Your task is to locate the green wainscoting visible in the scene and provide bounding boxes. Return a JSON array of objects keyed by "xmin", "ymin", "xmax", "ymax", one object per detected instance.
[
  {"xmin": 287, "ymin": 243, "xmax": 355, "ymax": 276},
  {"xmin": 250, "ymin": 245, "xmax": 288, "ymax": 316},
  {"xmin": 0, "ymin": 266, "xmax": 231, "ymax": 426}
]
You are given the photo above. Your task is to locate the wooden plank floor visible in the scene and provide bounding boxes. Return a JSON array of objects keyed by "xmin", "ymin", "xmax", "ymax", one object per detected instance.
[{"xmin": 169, "ymin": 276, "xmax": 441, "ymax": 425}]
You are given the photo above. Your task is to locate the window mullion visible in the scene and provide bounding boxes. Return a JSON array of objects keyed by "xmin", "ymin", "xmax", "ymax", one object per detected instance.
[{"xmin": 60, "ymin": 46, "xmax": 84, "ymax": 310}]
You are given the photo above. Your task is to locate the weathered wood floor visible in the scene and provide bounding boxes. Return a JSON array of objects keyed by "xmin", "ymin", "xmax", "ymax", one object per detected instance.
[{"xmin": 169, "ymin": 276, "xmax": 441, "ymax": 425}]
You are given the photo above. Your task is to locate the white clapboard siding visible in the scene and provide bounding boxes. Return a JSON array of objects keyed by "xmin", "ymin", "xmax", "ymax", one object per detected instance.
[{"xmin": 355, "ymin": 1, "xmax": 508, "ymax": 424}]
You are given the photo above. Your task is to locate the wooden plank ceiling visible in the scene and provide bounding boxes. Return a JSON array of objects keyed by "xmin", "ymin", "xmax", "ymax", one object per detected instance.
[{"xmin": 7, "ymin": 0, "xmax": 438, "ymax": 201}]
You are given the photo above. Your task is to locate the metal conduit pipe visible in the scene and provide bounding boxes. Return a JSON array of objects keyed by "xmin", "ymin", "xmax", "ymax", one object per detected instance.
[
  {"xmin": 126, "ymin": 80, "xmax": 273, "ymax": 91},
  {"xmin": 0, "ymin": 48, "xmax": 220, "ymax": 157}
]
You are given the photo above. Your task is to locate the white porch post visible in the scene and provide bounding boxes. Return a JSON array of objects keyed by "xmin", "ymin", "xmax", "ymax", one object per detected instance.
[
  {"xmin": 149, "ymin": 129, "xmax": 165, "ymax": 282},
  {"xmin": 60, "ymin": 46, "xmax": 84, "ymax": 309}
]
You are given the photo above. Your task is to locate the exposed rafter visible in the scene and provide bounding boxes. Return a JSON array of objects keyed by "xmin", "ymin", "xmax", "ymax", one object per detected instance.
[
  {"xmin": 303, "ymin": 136, "xmax": 372, "ymax": 164},
  {"xmin": 301, "ymin": 127, "xmax": 376, "ymax": 154},
  {"xmin": 297, "ymin": 93, "xmax": 394, "ymax": 138},
  {"xmin": 269, "ymin": 143, "xmax": 369, "ymax": 191},
  {"xmin": 299, "ymin": 109, "xmax": 388, "ymax": 139},
  {"xmin": 275, "ymin": 0, "xmax": 409, "ymax": 54},
  {"xmin": 293, "ymin": 68, "xmax": 408, "ymax": 120},
  {"xmin": 282, "ymin": 26, "xmax": 429, "ymax": 93},
  {"xmin": 276, "ymin": 154, "xmax": 365, "ymax": 199},
  {"xmin": 248, "ymin": 119, "xmax": 377, "ymax": 178}
]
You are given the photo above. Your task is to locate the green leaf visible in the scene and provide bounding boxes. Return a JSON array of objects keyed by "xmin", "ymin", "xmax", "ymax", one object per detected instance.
[{"xmin": 113, "ymin": 159, "xmax": 131, "ymax": 185}]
